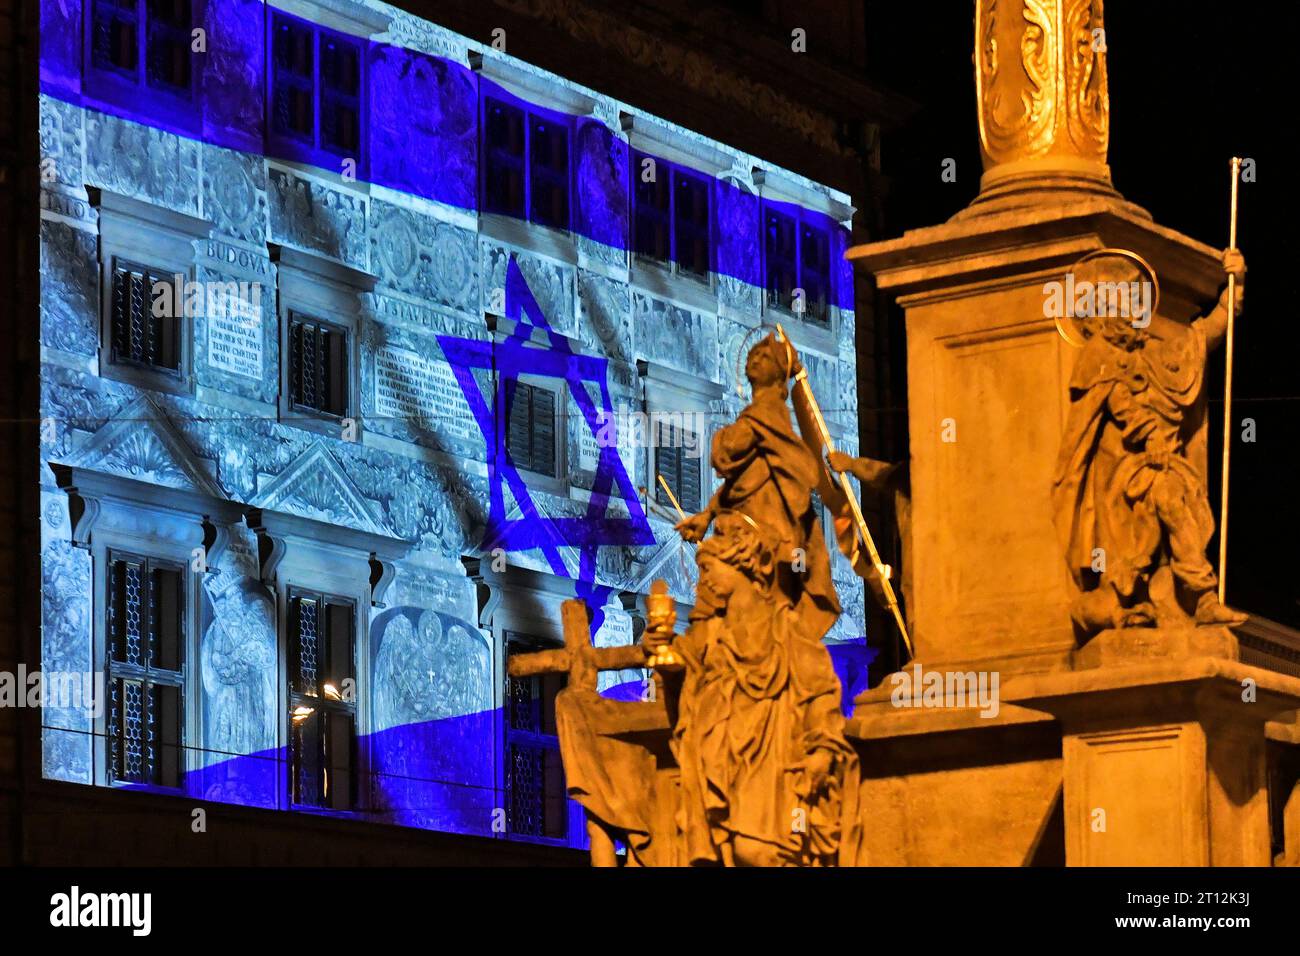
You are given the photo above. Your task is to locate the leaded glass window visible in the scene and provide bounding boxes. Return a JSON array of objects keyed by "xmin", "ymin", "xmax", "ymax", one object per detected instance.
[
  {"xmin": 288, "ymin": 592, "xmax": 356, "ymax": 810},
  {"xmin": 106, "ymin": 554, "xmax": 184, "ymax": 788},
  {"xmin": 288, "ymin": 312, "xmax": 349, "ymax": 419},
  {"xmin": 109, "ymin": 260, "xmax": 182, "ymax": 375},
  {"xmin": 503, "ymin": 634, "xmax": 567, "ymax": 839}
]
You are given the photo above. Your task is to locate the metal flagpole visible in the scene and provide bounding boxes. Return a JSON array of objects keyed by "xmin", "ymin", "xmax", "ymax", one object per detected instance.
[
  {"xmin": 775, "ymin": 324, "xmax": 913, "ymax": 658},
  {"xmin": 1218, "ymin": 157, "xmax": 1242, "ymax": 604}
]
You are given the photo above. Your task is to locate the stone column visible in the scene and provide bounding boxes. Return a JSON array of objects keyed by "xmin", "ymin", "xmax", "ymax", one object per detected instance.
[{"xmin": 845, "ymin": 1, "xmax": 1300, "ymax": 865}]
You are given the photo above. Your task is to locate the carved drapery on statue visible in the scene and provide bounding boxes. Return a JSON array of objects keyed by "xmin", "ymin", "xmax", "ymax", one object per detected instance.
[
  {"xmin": 1052, "ymin": 252, "xmax": 1247, "ymax": 635},
  {"xmin": 509, "ymin": 335, "xmax": 865, "ymax": 865}
]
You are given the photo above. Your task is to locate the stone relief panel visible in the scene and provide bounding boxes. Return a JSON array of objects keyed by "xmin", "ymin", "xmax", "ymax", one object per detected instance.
[
  {"xmin": 480, "ymin": 240, "xmax": 575, "ymax": 338},
  {"xmin": 40, "ymin": 539, "xmax": 94, "ymax": 784},
  {"xmin": 86, "ymin": 113, "xmax": 201, "ymax": 216},
  {"xmin": 632, "ymin": 291, "xmax": 719, "ymax": 381},
  {"xmin": 575, "ymin": 118, "xmax": 628, "ymax": 253},
  {"xmin": 196, "ymin": 573, "xmax": 278, "ymax": 807},
  {"xmin": 201, "ymin": 146, "xmax": 269, "ymax": 246},
  {"xmin": 40, "ymin": 219, "xmax": 99, "ymax": 358},
  {"xmin": 268, "ymin": 167, "xmax": 368, "ymax": 270},
  {"xmin": 369, "ymin": 45, "xmax": 477, "ymax": 210},
  {"xmin": 39, "ymin": 96, "xmax": 86, "ymax": 197},
  {"xmin": 576, "ymin": 271, "xmax": 633, "ymax": 366},
  {"xmin": 201, "ymin": 0, "xmax": 265, "ymax": 153},
  {"xmin": 369, "ymin": 200, "xmax": 478, "ymax": 317},
  {"xmin": 370, "ymin": 606, "xmax": 494, "ymax": 833}
]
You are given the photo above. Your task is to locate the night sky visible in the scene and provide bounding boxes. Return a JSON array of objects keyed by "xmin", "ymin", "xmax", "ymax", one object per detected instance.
[{"xmin": 867, "ymin": 1, "xmax": 1299, "ymax": 628}]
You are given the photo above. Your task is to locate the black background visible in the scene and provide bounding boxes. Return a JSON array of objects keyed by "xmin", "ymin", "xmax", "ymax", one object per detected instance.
[{"xmin": 868, "ymin": 2, "xmax": 1299, "ymax": 627}]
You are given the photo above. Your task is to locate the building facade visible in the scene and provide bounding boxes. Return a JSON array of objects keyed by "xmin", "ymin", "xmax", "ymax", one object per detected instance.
[{"xmin": 31, "ymin": 0, "xmax": 874, "ymax": 855}]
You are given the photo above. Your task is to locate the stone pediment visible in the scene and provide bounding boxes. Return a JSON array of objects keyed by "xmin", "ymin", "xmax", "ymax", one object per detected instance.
[
  {"xmin": 251, "ymin": 442, "xmax": 390, "ymax": 537},
  {"xmin": 64, "ymin": 395, "xmax": 224, "ymax": 498}
]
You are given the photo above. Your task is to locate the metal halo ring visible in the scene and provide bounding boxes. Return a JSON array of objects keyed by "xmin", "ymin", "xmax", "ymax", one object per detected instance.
[{"xmin": 1055, "ymin": 248, "xmax": 1161, "ymax": 348}]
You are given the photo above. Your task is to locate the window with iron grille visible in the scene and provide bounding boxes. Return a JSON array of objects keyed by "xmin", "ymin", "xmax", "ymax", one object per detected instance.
[
  {"xmin": 108, "ymin": 259, "xmax": 182, "ymax": 375},
  {"xmin": 505, "ymin": 382, "xmax": 557, "ymax": 477},
  {"xmin": 89, "ymin": 0, "xmax": 195, "ymax": 96},
  {"xmin": 655, "ymin": 421, "xmax": 701, "ymax": 515},
  {"xmin": 482, "ymin": 97, "xmax": 571, "ymax": 230},
  {"xmin": 633, "ymin": 154, "xmax": 712, "ymax": 279},
  {"xmin": 288, "ymin": 591, "xmax": 356, "ymax": 811},
  {"xmin": 270, "ymin": 12, "xmax": 363, "ymax": 165},
  {"xmin": 106, "ymin": 554, "xmax": 185, "ymax": 788},
  {"xmin": 764, "ymin": 205, "xmax": 832, "ymax": 326},
  {"xmin": 503, "ymin": 634, "xmax": 567, "ymax": 839},
  {"xmin": 287, "ymin": 312, "xmax": 349, "ymax": 418}
]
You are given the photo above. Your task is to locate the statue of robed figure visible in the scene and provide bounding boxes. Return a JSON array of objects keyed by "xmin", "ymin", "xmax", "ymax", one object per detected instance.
[{"xmin": 1052, "ymin": 248, "xmax": 1248, "ymax": 635}]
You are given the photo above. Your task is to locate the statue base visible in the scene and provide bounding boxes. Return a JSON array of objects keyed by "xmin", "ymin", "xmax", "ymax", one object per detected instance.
[{"xmin": 1072, "ymin": 626, "xmax": 1239, "ymax": 670}]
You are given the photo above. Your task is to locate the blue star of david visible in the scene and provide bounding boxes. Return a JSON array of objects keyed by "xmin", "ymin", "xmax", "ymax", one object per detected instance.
[{"xmin": 438, "ymin": 257, "xmax": 655, "ymax": 619}]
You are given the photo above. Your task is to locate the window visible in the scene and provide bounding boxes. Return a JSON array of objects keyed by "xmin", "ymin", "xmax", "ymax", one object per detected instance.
[
  {"xmin": 506, "ymin": 382, "xmax": 557, "ymax": 477},
  {"xmin": 288, "ymin": 591, "xmax": 356, "ymax": 810},
  {"xmin": 655, "ymin": 421, "xmax": 701, "ymax": 515},
  {"xmin": 287, "ymin": 312, "xmax": 349, "ymax": 419},
  {"xmin": 89, "ymin": 0, "xmax": 196, "ymax": 97},
  {"xmin": 269, "ymin": 12, "xmax": 364, "ymax": 166},
  {"xmin": 106, "ymin": 554, "xmax": 185, "ymax": 788},
  {"xmin": 108, "ymin": 259, "xmax": 182, "ymax": 375},
  {"xmin": 504, "ymin": 634, "xmax": 567, "ymax": 839},
  {"xmin": 764, "ymin": 205, "xmax": 832, "ymax": 325},
  {"xmin": 633, "ymin": 154, "xmax": 711, "ymax": 279},
  {"xmin": 482, "ymin": 97, "xmax": 571, "ymax": 230}
]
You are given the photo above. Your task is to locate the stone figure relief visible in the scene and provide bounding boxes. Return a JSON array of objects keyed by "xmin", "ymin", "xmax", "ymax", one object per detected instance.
[{"xmin": 201, "ymin": 576, "xmax": 277, "ymax": 763}]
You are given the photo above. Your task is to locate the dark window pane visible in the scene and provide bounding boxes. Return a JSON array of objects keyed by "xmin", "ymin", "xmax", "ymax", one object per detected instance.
[
  {"xmin": 156, "ymin": 683, "xmax": 182, "ymax": 788},
  {"xmin": 324, "ymin": 600, "xmax": 353, "ymax": 690},
  {"xmin": 272, "ymin": 17, "xmax": 314, "ymax": 141},
  {"xmin": 320, "ymin": 35, "xmax": 361, "ymax": 156},
  {"xmin": 145, "ymin": 0, "xmax": 192, "ymax": 92},
  {"xmin": 92, "ymin": 0, "xmax": 139, "ymax": 75},
  {"xmin": 764, "ymin": 208, "xmax": 798, "ymax": 310},
  {"xmin": 529, "ymin": 117, "xmax": 569, "ymax": 229},
  {"xmin": 800, "ymin": 223, "xmax": 831, "ymax": 324},
  {"xmin": 292, "ymin": 595, "xmax": 319, "ymax": 694},
  {"xmin": 291, "ymin": 706, "xmax": 322, "ymax": 805},
  {"xmin": 152, "ymin": 566, "xmax": 182, "ymax": 670},
  {"xmin": 484, "ymin": 98, "xmax": 526, "ymax": 218},
  {"xmin": 673, "ymin": 173, "xmax": 711, "ymax": 277},
  {"xmin": 633, "ymin": 153, "xmax": 671, "ymax": 261},
  {"xmin": 324, "ymin": 711, "xmax": 354, "ymax": 810}
]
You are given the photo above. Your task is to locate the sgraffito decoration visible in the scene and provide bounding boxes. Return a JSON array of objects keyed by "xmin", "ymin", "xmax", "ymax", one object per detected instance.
[{"xmin": 439, "ymin": 256, "xmax": 655, "ymax": 632}]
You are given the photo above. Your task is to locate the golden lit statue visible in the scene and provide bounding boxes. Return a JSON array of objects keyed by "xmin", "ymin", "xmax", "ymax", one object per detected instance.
[
  {"xmin": 1053, "ymin": 249, "xmax": 1248, "ymax": 635},
  {"xmin": 643, "ymin": 512, "xmax": 859, "ymax": 866},
  {"xmin": 675, "ymin": 333, "xmax": 843, "ymax": 640}
]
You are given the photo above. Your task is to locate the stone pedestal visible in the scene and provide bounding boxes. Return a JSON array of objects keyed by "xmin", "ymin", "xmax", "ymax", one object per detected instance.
[
  {"xmin": 849, "ymin": 200, "xmax": 1226, "ymax": 676},
  {"xmin": 1016, "ymin": 654, "xmax": 1300, "ymax": 866}
]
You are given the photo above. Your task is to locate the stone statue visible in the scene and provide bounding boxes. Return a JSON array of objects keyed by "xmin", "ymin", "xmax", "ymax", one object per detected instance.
[
  {"xmin": 644, "ymin": 512, "xmax": 859, "ymax": 866},
  {"xmin": 1052, "ymin": 249, "xmax": 1248, "ymax": 636},
  {"xmin": 675, "ymin": 332, "xmax": 842, "ymax": 640}
]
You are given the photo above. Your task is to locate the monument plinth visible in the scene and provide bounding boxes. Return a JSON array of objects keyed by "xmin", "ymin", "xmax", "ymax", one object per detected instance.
[{"xmin": 846, "ymin": 0, "xmax": 1300, "ymax": 866}]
